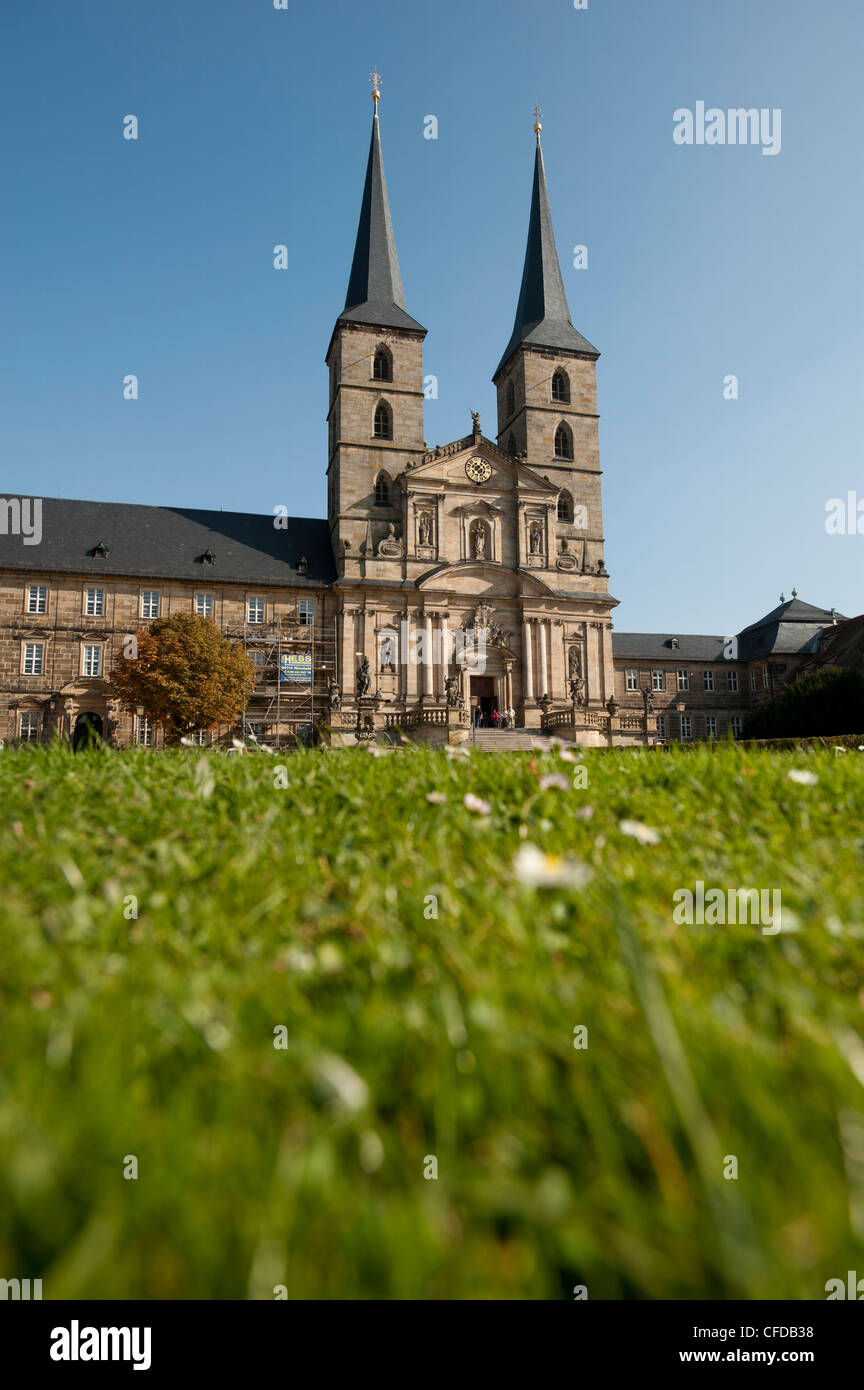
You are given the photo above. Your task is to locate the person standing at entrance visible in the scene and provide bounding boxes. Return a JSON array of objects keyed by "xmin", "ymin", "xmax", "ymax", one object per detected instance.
[
  {"xmin": 491, "ymin": 708, "xmax": 500, "ymax": 728},
  {"xmin": 508, "ymin": 705, "xmax": 515, "ymax": 728}
]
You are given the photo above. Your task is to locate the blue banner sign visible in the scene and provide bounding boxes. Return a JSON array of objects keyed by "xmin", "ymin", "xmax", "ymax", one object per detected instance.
[{"xmin": 280, "ymin": 652, "xmax": 312, "ymax": 683}]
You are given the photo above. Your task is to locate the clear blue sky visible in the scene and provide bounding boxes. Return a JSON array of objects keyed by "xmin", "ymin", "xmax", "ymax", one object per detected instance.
[{"xmin": 2, "ymin": 0, "xmax": 861, "ymax": 634}]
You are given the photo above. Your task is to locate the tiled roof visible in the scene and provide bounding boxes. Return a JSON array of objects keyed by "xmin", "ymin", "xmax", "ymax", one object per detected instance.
[{"xmin": 0, "ymin": 496, "xmax": 335, "ymax": 586}]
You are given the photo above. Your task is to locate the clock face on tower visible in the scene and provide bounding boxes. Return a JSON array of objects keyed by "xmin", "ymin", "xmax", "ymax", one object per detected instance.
[{"xmin": 465, "ymin": 456, "xmax": 492, "ymax": 485}]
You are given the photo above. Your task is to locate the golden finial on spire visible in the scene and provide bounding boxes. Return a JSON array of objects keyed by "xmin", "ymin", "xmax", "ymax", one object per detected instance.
[
  {"xmin": 370, "ymin": 68, "xmax": 382, "ymax": 107},
  {"xmin": 533, "ymin": 102, "xmax": 543, "ymax": 140}
]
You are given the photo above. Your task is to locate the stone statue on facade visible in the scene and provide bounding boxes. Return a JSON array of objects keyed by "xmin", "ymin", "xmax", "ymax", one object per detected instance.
[
  {"xmin": 327, "ymin": 679, "xmax": 341, "ymax": 710},
  {"xmin": 356, "ymin": 656, "xmax": 371, "ymax": 696},
  {"xmin": 444, "ymin": 674, "xmax": 461, "ymax": 708},
  {"xmin": 569, "ymin": 676, "xmax": 586, "ymax": 707},
  {"xmin": 529, "ymin": 523, "xmax": 542, "ymax": 554},
  {"xmin": 471, "ymin": 523, "xmax": 487, "ymax": 559},
  {"xmin": 419, "ymin": 512, "xmax": 433, "ymax": 546}
]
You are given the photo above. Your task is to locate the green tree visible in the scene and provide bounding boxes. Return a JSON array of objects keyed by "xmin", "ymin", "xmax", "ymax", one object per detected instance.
[
  {"xmin": 743, "ymin": 666, "xmax": 864, "ymax": 740},
  {"xmin": 111, "ymin": 612, "xmax": 257, "ymax": 745}
]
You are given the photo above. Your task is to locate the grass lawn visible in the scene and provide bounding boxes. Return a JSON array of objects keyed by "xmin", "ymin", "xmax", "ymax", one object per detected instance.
[{"xmin": 1, "ymin": 740, "xmax": 863, "ymax": 1300}]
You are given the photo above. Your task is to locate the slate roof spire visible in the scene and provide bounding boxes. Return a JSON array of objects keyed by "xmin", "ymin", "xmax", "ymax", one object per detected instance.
[
  {"xmin": 339, "ymin": 77, "xmax": 424, "ymax": 334},
  {"xmin": 495, "ymin": 112, "xmax": 597, "ymax": 379}
]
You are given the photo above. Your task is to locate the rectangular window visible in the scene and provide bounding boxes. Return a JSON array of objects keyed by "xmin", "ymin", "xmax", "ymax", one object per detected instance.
[
  {"xmin": 626, "ymin": 668, "xmax": 638, "ymax": 692},
  {"xmin": 298, "ymin": 599, "xmax": 315, "ymax": 625},
  {"xmin": 195, "ymin": 594, "xmax": 213, "ymax": 618},
  {"xmin": 732, "ymin": 716, "xmax": 742, "ymax": 739},
  {"xmin": 191, "ymin": 729, "xmax": 210, "ymax": 746},
  {"xmin": 136, "ymin": 716, "xmax": 153, "ymax": 746},
  {"xmin": 703, "ymin": 670, "xmax": 714, "ymax": 692},
  {"xmin": 750, "ymin": 670, "xmax": 757, "ymax": 691},
  {"xmin": 677, "ymin": 669, "xmax": 689, "ymax": 692},
  {"xmin": 706, "ymin": 716, "xmax": 717, "ymax": 739},
  {"xmin": 247, "ymin": 597, "xmax": 265, "ymax": 624},
  {"xmin": 23, "ymin": 642, "xmax": 44, "ymax": 675},
  {"xmin": 245, "ymin": 721, "xmax": 265, "ymax": 743},
  {"xmin": 762, "ymin": 667, "xmax": 770, "ymax": 689},
  {"xmin": 680, "ymin": 715, "xmax": 692, "ymax": 740},
  {"xmin": 652, "ymin": 669, "xmax": 664, "ymax": 691},
  {"xmin": 85, "ymin": 587, "xmax": 105, "ymax": 616},
  {"xmin": 728, "ymin": 670, "xmax": 739, "ymax": 692},
  {"xmin": 657, "ymin": 715, "xmax": 666, "ymax": 739},
  {"xmin": 141, "ymin": 591, "xmax": 160, "ymax": 619},
  {"xmin": 19, "ymin": 710, "xmax": 40, "ymax": 742},
  {"xmin": 26, "ymin": 585, "xmax": 47, "ymax": 614},
  {"xmin": 82, "ymin": 644, "xmax": 102, "ymax": 677}
]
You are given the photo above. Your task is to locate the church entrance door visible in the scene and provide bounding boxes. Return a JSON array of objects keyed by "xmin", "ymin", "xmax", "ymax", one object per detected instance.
[{"xmin": 470, "ymin": 675, "xmax": 495, "ymax": 726}]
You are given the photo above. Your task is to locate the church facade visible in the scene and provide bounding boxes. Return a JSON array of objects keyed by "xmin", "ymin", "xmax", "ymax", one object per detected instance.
[{"xmin": 0, "ymin": 98, "xmax": 846, "ymax": 749}]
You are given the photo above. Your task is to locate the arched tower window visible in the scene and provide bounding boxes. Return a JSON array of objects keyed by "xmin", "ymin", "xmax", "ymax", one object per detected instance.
[
  {"xmin": 552, "ymin": 369, "xmax": 570, "ymax": 403},
  {"xmin": 374, "ymin": 471, "xmax": 391, "ymax": 506},
  {"xmin": 505, "ymin": 379, "xmax": 515, "ymax": 419},
  {"xmin": 554, "ymin": 421, "xmax": 574, "ymax": 460},
  {"xmin": 373, "ymin": 400, "xmax": 393, "ymax": 440},
  {"xmin": 507, "ymin": 433, "xmax": 517, "ymax": 456},
  {"xmin": 373, "ymin": 345, "xmax": 393, "ymax": 381},
  {"xmin": 557, "ymin": 489, "xmax": 574, "ymax": 522}
]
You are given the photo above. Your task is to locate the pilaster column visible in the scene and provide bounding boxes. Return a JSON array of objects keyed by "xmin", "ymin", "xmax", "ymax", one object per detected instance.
[
  {"xmin": 403, "ymin": 610, "xmax": 414, "ymax": 701},
  {"xmin": 537, "ymin": 620, "xmax": 548, "ymax": 699},
  {"xmin": 423, "ymin": 613, "xmax": 434, "ymax": 698},
  {"xmin": 522, "ymin": 618, "xmax": 534, "ymax": 701},
  {"xmin": 341, "ymin": 607, "xmax": 356, "ymax": 696}
]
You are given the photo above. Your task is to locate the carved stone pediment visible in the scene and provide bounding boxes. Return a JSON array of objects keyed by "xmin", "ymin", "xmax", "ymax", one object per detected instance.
[{"xmin": 451, "ymin": 499, "xmax": 503, "ymax": 518}]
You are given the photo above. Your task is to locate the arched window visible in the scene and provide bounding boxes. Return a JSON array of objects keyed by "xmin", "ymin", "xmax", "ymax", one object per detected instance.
[
  {"xmin": 373, "ymin": 345, "xmax": 393, "ymax": 381},
  {"xmin": 373, "ymin": 400, "xmax": 393, "ymax": 440},
  {"xmin": 507, "ymin": 433, "xmax": 517, "ymax": 456},
  {"xmin": 505, "ymin": 379, "xmax": 515, "ymax": 419},
  {"xmin": 552, "ymin": 369, "xmax": 570, "ymax": 403},
  {"xmin": 557, "ymin": 490, "xmax": 574, "ymax": 522},
  {"xmin": 374, "ymin": 471, "xmax": 391, "ymax": 506},
  {"xmin": 554, "ymin": 421, "xmax": 574, "ymax": 460}
]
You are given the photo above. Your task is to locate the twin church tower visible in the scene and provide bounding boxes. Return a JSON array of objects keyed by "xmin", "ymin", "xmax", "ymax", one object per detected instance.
[{"xmin": 326, "ymin": 82, "xmax": 622, "ymax": 736}]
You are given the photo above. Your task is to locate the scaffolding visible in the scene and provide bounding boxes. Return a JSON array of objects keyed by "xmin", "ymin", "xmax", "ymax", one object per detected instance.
[{"xmin": 237, "ymin": 612, "xmax": 337, "ymax": 749}]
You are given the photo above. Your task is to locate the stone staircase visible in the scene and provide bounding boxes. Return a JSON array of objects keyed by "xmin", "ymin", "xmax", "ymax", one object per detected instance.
[{"xmin": 471, "ymin": 729, "xmax": 555, "ymax": 751}]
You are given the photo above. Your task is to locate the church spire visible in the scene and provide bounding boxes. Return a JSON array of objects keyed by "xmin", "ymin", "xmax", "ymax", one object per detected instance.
[
  {"xmin": 494, "ymin": 108, "xmax": 597, "ymax": 379},
  {"xmin": 339, "ymin": 74, "xmax": 424, "ymax": 333}
]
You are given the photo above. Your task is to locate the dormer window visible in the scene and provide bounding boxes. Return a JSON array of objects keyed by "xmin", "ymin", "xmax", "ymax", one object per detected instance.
[
  {"xmin": 91, "ymin": 541, "xmax": 109, "ymax": 558},
  {"xmin": 200, "ymin": 549, "xmax": 216, "ymax": 565},
  {"xmin": 668, "ymin": 637, "xmax": 680, "ymax": 649},
  {"xmin": 297, "ymin": 555, "xmax": 308, "ymax": 574}
]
